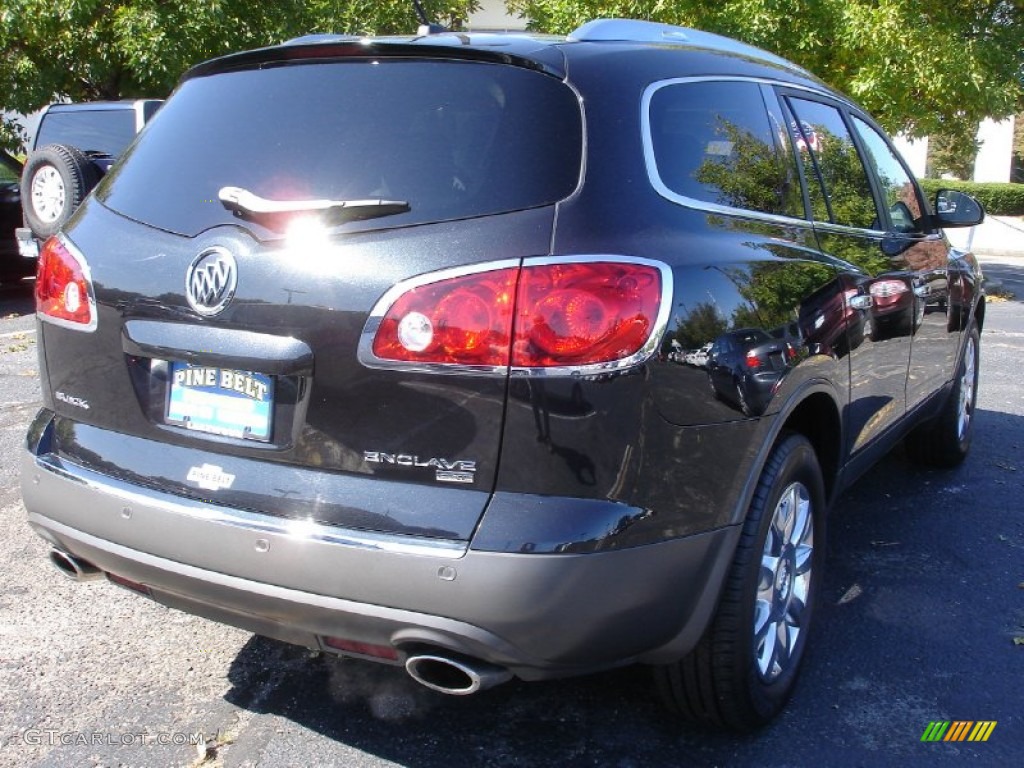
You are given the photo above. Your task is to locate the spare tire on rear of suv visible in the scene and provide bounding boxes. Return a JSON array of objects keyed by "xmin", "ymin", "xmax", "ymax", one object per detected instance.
[{"xmin": 21, "ymin": 143, "xmax": 100, "ymax": 239}]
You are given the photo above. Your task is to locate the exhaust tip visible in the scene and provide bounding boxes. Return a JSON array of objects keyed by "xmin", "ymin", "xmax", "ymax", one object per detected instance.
[
  {"xmin": 405, "ymin": 654, "xmax": 512, "ymax": 695},
  {"xmin": 49, "ymin": 549, "xmax": 103, "ymax": 582}
]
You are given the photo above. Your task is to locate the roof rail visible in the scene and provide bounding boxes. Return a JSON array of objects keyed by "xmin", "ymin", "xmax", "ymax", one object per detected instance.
[{"xmin": 567, "ymin": 19, "xmax": 808, "ymax": 74}]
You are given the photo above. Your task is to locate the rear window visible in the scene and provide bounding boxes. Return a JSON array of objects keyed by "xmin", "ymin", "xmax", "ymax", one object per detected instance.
[
  {"xmin": 36, "ymin": 109, "xmax": 137, "ymax": 157},
  {"xmin": 99, "ymin": 59, "xmax": 583, "ymax": 237}
]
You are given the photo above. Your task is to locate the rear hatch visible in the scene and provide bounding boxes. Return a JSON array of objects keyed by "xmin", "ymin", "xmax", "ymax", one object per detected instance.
[{"xmin": 38, "ymin": 42, "xmax": 583, "ymax": 542}]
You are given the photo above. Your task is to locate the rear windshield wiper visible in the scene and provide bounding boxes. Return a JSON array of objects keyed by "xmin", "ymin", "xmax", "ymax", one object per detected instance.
[{"xmin": 218, "ymin": 186, "xmax": 410, "ymax": 230}]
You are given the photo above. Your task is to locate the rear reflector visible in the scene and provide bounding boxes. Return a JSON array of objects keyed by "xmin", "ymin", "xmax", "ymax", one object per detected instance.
[
  {"xmin": 322, "ymin": 636, "xmax": 400, "ymax": 661},
  {"xmin": 35, "ymin": 235, "xmax": 97, "ymax": 331},
  {"xmin": 362, "ymin": 257, "xmax": 671, "ymax": 375},
  {"xmin": 106, "ymin": 572, "xmax": 152, "ymax": 596}
]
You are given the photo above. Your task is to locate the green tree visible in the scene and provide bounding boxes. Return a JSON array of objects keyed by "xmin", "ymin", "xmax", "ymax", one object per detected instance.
[
  {"xmin": 672, "ymin": 301, "xmax": 728, "ymax": 349},
  {"xmin": 506, "ymin": 1, "xmax": 1023, "ymax": 144},
  {"xmin": 694, "ymin": 119, "xmax": 799, "ymax": 216},
  {"xmin": 928, "ymin": 131, "xmax": 981, "ymax": 180},
  {"xmin": 0, "ymin": 0, "xmax": 476, "ymax": 151}
]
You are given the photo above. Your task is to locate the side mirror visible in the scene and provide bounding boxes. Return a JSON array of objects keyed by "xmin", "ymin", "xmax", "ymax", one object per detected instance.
[
  {"xmin": 849, "ymin": 294, "xmax": 873, "ymax": 311},
  {"xmin": 933, "ymin": 189, "xmax": 985, "ymax": 228}
]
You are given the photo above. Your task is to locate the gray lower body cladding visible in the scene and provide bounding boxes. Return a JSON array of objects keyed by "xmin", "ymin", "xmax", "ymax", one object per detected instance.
[{"xmin": 22, "ymin": 445, "xmax": 738, "ymax": 678}]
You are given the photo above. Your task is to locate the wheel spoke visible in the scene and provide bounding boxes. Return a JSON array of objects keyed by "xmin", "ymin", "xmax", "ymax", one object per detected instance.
[
  {"xmin": 760, "ymin": 553, "xmax": 780, "ymax": 587},
  {"xmin": 787, "ymin": 593, "xmax": 806, "ymax": 628},
  {"xmin": 794, "ymin": 543, "xmax": 813, "ymax": 575},
  {"xmin": 775, "ymin": 617, "xmax": 791, "ymax": 667},
  {"xmin": 788, "ymin": 494, "xmax": 811, "ymax": 549},
  {"xmin": 755, "ymin": 614, "xmax": 777, "ymax": 674},
  {"xmin": 778, "ymin": 487, "xmax": 796, "ymax": 542},
  {"xmin": 767, "ymin": 512, "xmax": 787, "ymax": 557},
  {"xmin": 753, "ymin": 597, "xmax": 772, "ymax": 636}
]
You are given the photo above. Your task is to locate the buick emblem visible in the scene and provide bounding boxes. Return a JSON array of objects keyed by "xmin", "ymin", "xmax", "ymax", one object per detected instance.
[{"xmin": 186, "ymin": 247, "xmax": 237, "ymax": 316}]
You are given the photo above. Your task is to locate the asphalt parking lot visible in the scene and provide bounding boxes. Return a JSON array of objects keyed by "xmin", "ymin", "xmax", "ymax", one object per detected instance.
[{"xmin": 1, "ymin": 261, "xmax": 1021, "ymax": 768}]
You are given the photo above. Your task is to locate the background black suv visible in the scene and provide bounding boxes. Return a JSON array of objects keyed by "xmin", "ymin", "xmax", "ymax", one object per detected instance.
[
  {"xmin": 0, "ymin": 149, "xmax": 29, "ymax": 284},
  {"xmin": 22, "ymin": 19, "xmax": 984, "ymax": 731},
  {"xmin": 18, "ymin": 100, "xmax": 162, "ymax": 250}
]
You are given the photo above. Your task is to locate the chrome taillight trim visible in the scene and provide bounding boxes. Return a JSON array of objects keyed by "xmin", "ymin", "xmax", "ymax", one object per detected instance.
[{"xmin": 357, "ymin": 254, "xmax": 674, "ymax": 378}]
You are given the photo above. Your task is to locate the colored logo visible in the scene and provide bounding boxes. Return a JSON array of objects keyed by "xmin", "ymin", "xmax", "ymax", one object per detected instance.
[
  {"xmin": 921, "ymin": 721, "xmax": 996, "ymax": 742},
  {"xmin": 186, "ymin": 463, "xmax": 236, "ymax": 492}
]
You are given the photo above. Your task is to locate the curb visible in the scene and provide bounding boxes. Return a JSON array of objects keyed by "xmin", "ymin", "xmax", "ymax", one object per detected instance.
[{"xmin": 974, "ymin": 250, "xmax": 1024, "ymax": 263}]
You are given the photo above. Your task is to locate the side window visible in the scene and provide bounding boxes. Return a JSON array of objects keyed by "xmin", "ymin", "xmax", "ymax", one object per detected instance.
[
  {"xmin": 852, "ymin": 116, "xmax": 924, "ymax": 233},
  {"xmin": 0, "ymin": 159, "xmax": 18, "ymax": 185},
  {"xmin": 647, "ymin": 81, "xmax": 803, "ymax": 218},
  {"xmin": 786, "ymin": 98, "xmax": 879, "ymax": 231}
]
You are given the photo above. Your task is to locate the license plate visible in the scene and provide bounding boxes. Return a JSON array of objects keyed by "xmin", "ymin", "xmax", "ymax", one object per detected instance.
[
  {"xmin": 15, "ymin": 228, "xmax": 39, "ymax": 260},
  {"xmin": 166, "ymin": 363, "xmax": 274, "ymax": 441}
]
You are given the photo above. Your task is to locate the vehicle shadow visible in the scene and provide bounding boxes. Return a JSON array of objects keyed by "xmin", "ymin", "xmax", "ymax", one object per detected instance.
[
  {"xmin": 223, "ymin": 638, "xmax": 735, "ymax": 765},
  {"xmin": 218, "ymin": 405, "xmax": 1024, "ymax": 765}
]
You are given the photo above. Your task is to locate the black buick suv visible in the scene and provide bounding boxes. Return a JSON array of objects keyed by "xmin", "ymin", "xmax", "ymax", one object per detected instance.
[{"xmin": 22, "ymin": 19, "xmax": 985, "ymax": 730}]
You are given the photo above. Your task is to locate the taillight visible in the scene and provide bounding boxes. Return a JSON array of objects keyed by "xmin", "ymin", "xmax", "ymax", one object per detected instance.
[
  {"xmin": 513, "ymin": 261, "xmax": 662, "ymax": 367},
  {"xmin": 869, "ymin": 279, "xmax": 908, "ymax": 299},
  {"xmin": 370, "ymin": 267, "xmax": 518, "ymax": 367},
  {"xmin": 35, "ymin": 235, "xmax": 96, "ymax": 331},
  {"xmin": 745, "ymin": 350, "xmax": 762, "ymax": 369},
  {"xmin": 361, "ymin": 257, "xmax": 669, "ymax": 375}
]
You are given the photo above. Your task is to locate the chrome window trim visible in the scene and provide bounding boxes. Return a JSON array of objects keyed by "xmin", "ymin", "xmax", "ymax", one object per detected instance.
[
  {"xmin": 640, "ymin": 75, "xmax": 856, "ymax": 229},
  {"xmin": 37, "ymin": 233, "xmax": 98, "ymax": 333},
  {"xmin": 810, "ymin": 220, "xmax": 890, "ymax": 239},
  {"xmin": 357, "ymin": 254, "xmax": 674, "ymax": 379},
  {"xmin": 36, "ymin": 454, "xmax": 469, "ymax": 558}
]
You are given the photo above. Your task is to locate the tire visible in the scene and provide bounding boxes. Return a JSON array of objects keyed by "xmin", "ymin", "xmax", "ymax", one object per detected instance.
[
  {"xmin": 21, "ymin": 144, "xmax": 100, "ymax": 239},
  {"xmin": 655, "ymin": 433, "xmax": 826, "ymax": 731},
  {"xmin": 905, "ymin": 324, "xmax": 979, "ymax": 468}
]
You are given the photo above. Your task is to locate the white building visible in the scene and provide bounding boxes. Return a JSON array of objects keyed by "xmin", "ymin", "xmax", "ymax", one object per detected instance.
[
  {"xmin": 468, "ymin": 0, "xmax": 526, "ymax": 31},
  {"xmin": 973, "ymin": 116, "xmax": 1015, "ymax": 183}
]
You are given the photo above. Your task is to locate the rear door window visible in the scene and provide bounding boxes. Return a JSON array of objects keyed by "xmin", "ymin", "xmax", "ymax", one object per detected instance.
[
  {"xmin": 99, "ymin": 59, "xmax": 583, "ymax": 237},
  {"xmin": 851, "ymin": 116, "xmax": 925, "ymax": 233},
  {"xmin": 785, "ymin": 98, "xmax": 879, "ymax": 231}
]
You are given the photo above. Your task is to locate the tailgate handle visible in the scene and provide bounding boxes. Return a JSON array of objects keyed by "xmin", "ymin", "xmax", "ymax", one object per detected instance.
[{"xmin": 122, "ymin": 320, "xmax": 313, "ymax": 376}]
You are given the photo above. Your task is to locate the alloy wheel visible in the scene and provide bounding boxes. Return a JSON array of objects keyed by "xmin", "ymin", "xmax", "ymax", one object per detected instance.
[{"xmin": 753, "ymin": 481, "xmax": 814, "ymax": 682}]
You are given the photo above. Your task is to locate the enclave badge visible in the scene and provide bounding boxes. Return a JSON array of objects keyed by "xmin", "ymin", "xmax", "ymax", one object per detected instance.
[{"xmin": 363, "ymin": 451, "xmax": 477, "ymax": 484}]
